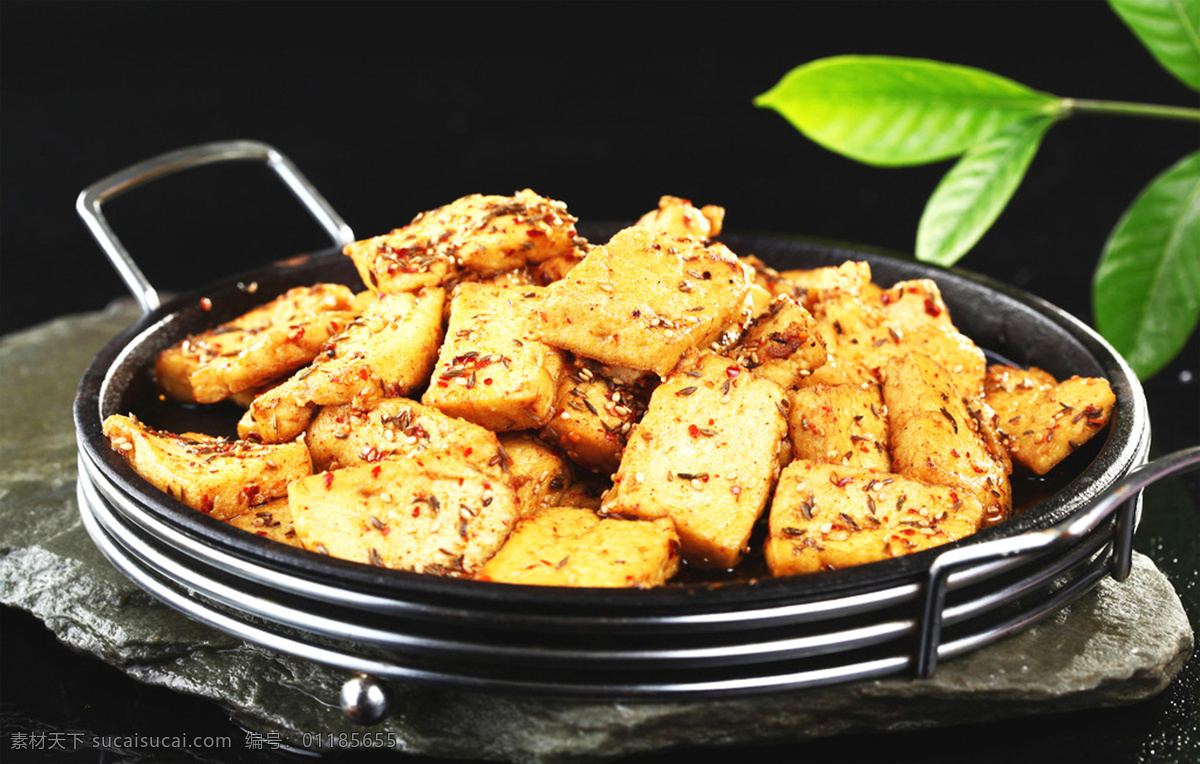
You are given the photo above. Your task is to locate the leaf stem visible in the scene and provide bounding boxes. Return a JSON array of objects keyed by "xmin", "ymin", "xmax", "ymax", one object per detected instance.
[{"xmin": 1062, "ymin": 98, "xmax": 1200, "ymax": 123}]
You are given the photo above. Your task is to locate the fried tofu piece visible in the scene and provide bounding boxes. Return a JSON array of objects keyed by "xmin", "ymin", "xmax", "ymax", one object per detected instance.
[
  {"xmin": 344, "ymin": 189, "xmax": 583, "ymax": 293},
  {"xmin": 421, "ymin": 283, "xmax": 565, "ymax": 431},
  {"xmin": 225, "ymin": 497, "xmax": 301, "ymax": 547},
  {"xmin": 782, "ymin": 260, "xmax": 877, "ymax": 310},
  {"xmin": 742, "ymin": 282, "xmax": 778, "ymax": 322},
  {"xmin": 984, "ymin": 365, "xmax": 1116, "ymax": 475},
  {"xmin": 539, "ymin": 356, "xmax": 653, "ymax": 474},
  {"xmin": 228, "ymin": 383, "xmax": 275, "ymax": 409},
  {"xmin": 727, "ymin": 295, "xmax": 827, "ymax": 388},
  {"xmin": 102, "ymin": 414, "xmax": 312, "ymax": 521},
  {"xmin": 796, "ymin": 350, "xmax": 877, "ymax": 388},
  {"xmin": 242, "ymin": 288, "xmax": 445, "ymax": 442},
  {"xmin": 765, "ymin": 460, "xmax": 985, "ymax": 575},
  {"xmin": 328, "ymin": 290, "xmax": 445, "ymax": 389},
  {"xmin": 811, "ymin": 290, "xmax": 884, "ymax": 342},
  {"xmin": 872, "ymin": 323, "xmax": 988, "ymax": 398},
  {"xmin": 536, "ymin": 226, "xmax": 754, "ymax": 378},
  {"xmin": 531, "ymin": 249, "xmax": 587, "ymax": 285},
  {"xmin": 477, "ymin": 506, "xmax": 680, "ymax": 587},
  {"xmin": 788, "ymin": 382, "xmax": 891, "ymax": 472},
  {"xmin": 740, "ymin": 256, "xmax": 803, "ymax": 300},
  {"xmin": 874, "ymin": 279, "xmax": 953, "ymax": 329},
  {"xmin": 289, "ymin": 454, "xmax": 519, "ymax": 576},
  {"xmin": 155, "ymin": 344, "xmax": 213, "ymax": 403},
  {"xmin": 882, "ymin": 353, "xmax": 1012, "ymax": 522},
  {"xmin": 601, "ymin": 352, "xmax": 789, "ymax": 568},
  {"xmin": 154, "ymin": 284, "xmax": 359, "ymax": 403},
  {"xmin": 189, "ymin": 310, "xmax": 361, "ymax": 404},
  {"xmin": 816, "ymin": 292, "xmax": 987, "ymax": 398},
  {"xmin": 497, "ymin": 433, "xmax": 574, "ymax": 515},
  {"xmin": 635, "ymin": 195, "xmax": 725, "ymax": 240},
  {"xmin": 305, "ymin": 397, "xmax": 505, "ymax": 476}
]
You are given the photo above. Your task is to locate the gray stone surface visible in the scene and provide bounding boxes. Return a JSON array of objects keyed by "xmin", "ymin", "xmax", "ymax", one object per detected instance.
[{"xmin": 0, "ymin": 301, "xmax": 1195, "ymax": 764}]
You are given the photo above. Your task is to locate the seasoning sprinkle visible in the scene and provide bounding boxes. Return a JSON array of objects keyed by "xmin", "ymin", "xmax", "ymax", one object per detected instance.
[
  {"xmin": 939, "ymin": 406, "xmax": 959, "ymax": 433},
  {"xmin": 800, "ymin": 498, "xmax": 815, "ymax": 520}
]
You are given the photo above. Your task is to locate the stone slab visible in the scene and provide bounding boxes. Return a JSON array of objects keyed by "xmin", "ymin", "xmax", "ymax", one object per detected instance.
[{"xmin": 0, "ymin": 302, "xmax": 1194, "ymax": 764}]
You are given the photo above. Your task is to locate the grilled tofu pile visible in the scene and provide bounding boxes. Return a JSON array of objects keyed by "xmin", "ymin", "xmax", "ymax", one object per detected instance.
[{"xmin": 103, "ymin": 192, "xmax": 1115, "ymax": 587}]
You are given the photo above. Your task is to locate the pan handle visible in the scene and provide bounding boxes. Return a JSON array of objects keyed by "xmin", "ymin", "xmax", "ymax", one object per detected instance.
[
  {"xmin": 915, "ymin": 444, "xmax": 1200, "ymax": 677},
  {"xmin": 75, "ymin": 140, "xmax": 355, "ymax": 315}
]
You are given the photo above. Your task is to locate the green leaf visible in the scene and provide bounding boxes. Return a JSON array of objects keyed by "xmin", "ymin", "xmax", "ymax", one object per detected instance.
[
  {"xmin": 1093, "ymin": 150, "xmax": 1200, "ymax": 379},
  {"xmin": 753, "ymin": 55, "xmax": 1062, "ymax": 167},
  {"xmin": 916, "ymin": 114, "xmax": 1059, "ymax": 266},
  {"xmin": 1108, "ymin": 0, "xmax": 1200, "ymax": 92}
]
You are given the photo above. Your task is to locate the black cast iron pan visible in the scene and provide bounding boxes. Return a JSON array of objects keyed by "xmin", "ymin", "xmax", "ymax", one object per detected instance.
[{"xmin": 72, "ymin": 141, "xmax": 1199, "ymax": 706}]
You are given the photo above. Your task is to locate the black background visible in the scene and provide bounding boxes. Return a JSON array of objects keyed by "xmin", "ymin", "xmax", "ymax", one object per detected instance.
[{"xmin": 2, "ymin": 1, "xmax": 1198, "ymax": 763}]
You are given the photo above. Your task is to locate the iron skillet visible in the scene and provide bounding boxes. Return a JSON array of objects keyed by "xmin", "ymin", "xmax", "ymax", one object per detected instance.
[{"xmin": 72, "ymin": 141, "xmax": 1196, "ymax": 707}]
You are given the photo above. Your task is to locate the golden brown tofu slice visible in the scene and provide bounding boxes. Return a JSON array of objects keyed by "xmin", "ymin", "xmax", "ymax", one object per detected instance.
[
  {"xmin": 189, "ymin": 310, "xmax": 360, "ymax": 404},
  {"xmin": 782, "ymin": 260, "xmax": 876, "ymax": 310},
  {"xmin": 740, "ymin": 256, "xmax": 804, "ymax": 300},
  {"xmin": 530, "ymin": 249, "xmax": 588, "ymax": 285},
  {"xmin": 796, "ymin": 350, "xmax": 877, "ymax": 388},
  {"xmin": 539, "ymin": 356, "xmax": 653, "ymax": 474},
  {"xmin": 243, "ymin": 288, "xmax": 445, "ymax": 442},
  {"xmin": 817, "ymin": 292, "xmax": 987, "ymax": 399},
  {"xmin": 742, "ymin": 282, "xmax": 778, "ymax": 323},
  {"xmin": 421, "ymin": 283, "xmax": 565, "ymax": 431},
  {"xmin": 477, "ymin": 506, "xmax": 680, "ymax": 588},
  {"xmin": 984, "ymin": 365, "xmax": 1116, "ymax": 475},
  {"xmin": 765, "ymin": 460, "xmax": 985, "ymax": 575},
  {"xmin": 536, "ymin": 226, "xmax": 754, "ymax": 378},
  {"xmin": 874, "ymin": 279, "xmax": 953, "ymax": 329},
  {"xmin": 788, "ymin": 382, "xmax": 891, "ymax": 472},
  {"xmin": 289, "ymin": 454, "xmax": 520, "ymax": 576},
  {"xmin": 882, "ymin": 353, "xmax": 1012, "ymax": 523},
  {"xmin": 344, "ymin": 189, "xmax": 583, "ymax": 293},
  {"xmin": 875, "ymin": 323, "xmax": 987, "ymax": 398},
  {"xmin": 155, "ymin": 342, "xmax": 215, "ymax": 403},
  {"xmin": 154, "ymin": 283, "xmax": 359, "ymax": 403},
  {"xmin": 497, "ymin": 432, "xmax": 575, "ymax": 516},
  {"xmin": 811, "ymin": 290, "xmax": 884, "ymax": 343},
  {"xmin": 305, "ymin": 397, "xmax": 505, "ymax": 476},
  {"xmin": 102, "ymin": 414, "xmax": 312, "ymax": 521},
  {"xmin": 600, "ymin": 352, "xmax": 789, "ymax": 568},
  {"xmin": 634, "ymin": 195, "xmax": 725, "ymax": 240},
  {"xmin": 225, "ymin": 497, "xmax": 301, "ymax": 547},
  {"xmin": 727, "ymin": 295, "xmax": 827, "ymax": 388}
]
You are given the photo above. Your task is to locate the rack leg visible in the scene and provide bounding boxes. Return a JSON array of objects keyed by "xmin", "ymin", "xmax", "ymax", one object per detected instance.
[{"xmin": 340, "ymin": 673, "xmax": 391, "ymax": 725}]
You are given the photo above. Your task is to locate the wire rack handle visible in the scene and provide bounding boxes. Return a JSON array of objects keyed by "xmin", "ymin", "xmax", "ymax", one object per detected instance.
[
  {"xmin": 917, "ymin": 445, "xmax": 1200, "ymax": 677},
  {"xmin": 75, "ymin": 140, "xmax": 355, "ymax": 315}
]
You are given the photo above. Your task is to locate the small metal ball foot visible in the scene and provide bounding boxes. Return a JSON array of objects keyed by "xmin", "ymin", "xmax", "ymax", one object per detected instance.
[{"xmin": 340, "ymin": 673, "xmax": 391, "ymax": 725}]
